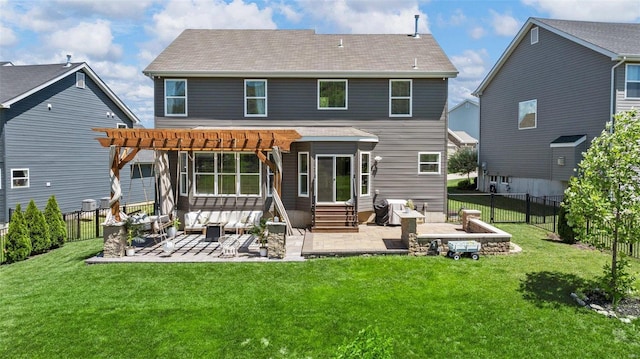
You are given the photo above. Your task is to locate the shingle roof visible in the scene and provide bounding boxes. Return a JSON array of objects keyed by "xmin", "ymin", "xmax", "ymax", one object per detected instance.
[
  {"xmin": 194, "ymin": 126, "xmax": 378, "ymax": 142},
  {"xmin": 0, "ymin": 63, "xmax": 84, "ymax": 104},
  {"xmin": 144, "ymin": 29, "xmax": 457, "ymax": 78}
]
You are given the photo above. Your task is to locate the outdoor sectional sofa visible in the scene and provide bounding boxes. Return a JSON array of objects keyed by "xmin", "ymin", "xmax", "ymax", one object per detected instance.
[{"xmin": 184, "ymin": 210, "xmax": 262, "ymax": 234}]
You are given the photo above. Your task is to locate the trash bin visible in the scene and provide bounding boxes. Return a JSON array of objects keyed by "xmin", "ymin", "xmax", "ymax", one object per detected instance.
[
  {"xmin": 82, "ymin": 199, "xmax": 97, "ymax": 212},
  {"xmin": 374, "ymin": 198, "xmax": 389, "ymax": 226},
  {"xmin": 100, "ymin": 197, "xmax": 111, "ymax": 209}
]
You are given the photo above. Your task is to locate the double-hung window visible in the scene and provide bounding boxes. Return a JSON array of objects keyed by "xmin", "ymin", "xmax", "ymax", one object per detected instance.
[
  {"xmin": 390, "ymin": 79, "xmax": 412, "ymax": 117},
  {"xmin": 418, "ymin": 153, "xmax": 440, "ymax": 174},
  {"xmin": 360, "ymin": 152, "xmax": 371, "ymax": 196},
  {"xmin": 298, "ymin": 152, "xmax": 309, "ymax": 197},
  {"xmin": 193, "ymin": 152, "xmax": 260, "ymax": 196},
  {"xmin": 626, "ymin": 64, "xmax": 640, "ymax": 98},
  {"xmin": 318, "ymin": 80, "xmax": 347, "ymax": 109},
  {"xmin": 165, "ymin": 79, "xmax": 187, "ymax": 116},
  {"xmin": 245, "ymin": 79, "xmax": 267, "ymax": 116},
  {"xmin": 11, "ymin": 168, "xmax": 29, "ymax": 188}
]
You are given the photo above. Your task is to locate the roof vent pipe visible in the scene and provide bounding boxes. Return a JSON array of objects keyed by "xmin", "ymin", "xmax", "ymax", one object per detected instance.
[
  {"xmin": 65, "ymin": 54, "xmax": 72, "ymax": 67},
  {"xmin": 414, "ymin": 14, "xmax": 420, "ymax": 38}
]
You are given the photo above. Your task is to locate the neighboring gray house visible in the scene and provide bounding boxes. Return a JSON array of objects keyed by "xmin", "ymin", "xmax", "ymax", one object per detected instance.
[
  {"xmin": 447, "ymin": 129, "xmax": 477, "ymax": 155},
  {"xmin": 448, "ymin": 99, "xmax": 479, "ymax": 140},
  {"xmin": 473, "ymin": 18, "xmax": 640, "ymax": 196},
  {"xmin": 0, "ymin": 60, "xmax": 148, "ymax": 223},
  {"xmin": 143, "ymin": 28, "xmax": 457, "ymax": 230}
]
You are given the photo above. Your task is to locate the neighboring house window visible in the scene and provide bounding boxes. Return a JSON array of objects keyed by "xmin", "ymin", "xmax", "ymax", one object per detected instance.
[
  {"xmin": 500, "ymin": 176, "xmax": 510, "ymax": 184},
  {"xmin": 389, "ymin": 79, "xmax": 412, "ymax": 117},
  {"xmin": 530, "ymin": 27, "xmax": 539, "ymax": 44},
  {"xmin": 11, "ymin": 169, "xmax": 29, "ymax": 188},
  {"xmin": 245, "ymin": 79, "xmax": 267, "ymax": 116},
  {"xmin": 418, "ymin": 153, "xmax": 440, "ymax": 174},
  {"xmin": 76, "ymin": 73, "xmax": 85, "ymax": 88},
  {"xmin": 298, "ymin": 152, "xmax": 309, "ymax": 197},
  {"xmin": 179, "ymin": 152, "xmax": 188, "ymax": 196},
  {"xmin": 318, "ymin": 80, "xmax": 347, "ymax": 109},
  {"xmin": 116, "ymin": 123, "xmax": 127, "ymax": 129},
  {"xmin": 193, "ymin": 152, "xmax": 260, "ymax": 196},
  {"xmin": 165, "ymin": 79, "xmax": 187, "ymax": 116},
  {"xmin": 518, "ymin": 99, "xmax": 537, "ymax": 129},
  {"xmin": 360, "ymin": 152, "xmax": 371, "ymax": 196},
  {"xmin": 626, "ymin": 64, "xmax": 640, "ymax": 98},
  {"xmin": 489, "ymin": 175, "xmax": 498, "ymax": 183}
]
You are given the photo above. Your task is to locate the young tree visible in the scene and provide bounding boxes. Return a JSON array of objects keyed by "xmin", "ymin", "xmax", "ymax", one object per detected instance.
[
  {"xmin": 24, "ymin": 200, "xmax": 51, "ymax": 254},
  {"xmin": 44, "ymin": 196, "xmax": 67, "ymax": 248},
  {"xmin": 5, "ymin": 204, "xmax": 31, "ymax": 263},
  {"xmin": 448, "ymin": 147, "xmax": 478, "ymax": 181},
  {"xmin": 564, "ymin": 109, "xmax": 639, "ymax": 304}
]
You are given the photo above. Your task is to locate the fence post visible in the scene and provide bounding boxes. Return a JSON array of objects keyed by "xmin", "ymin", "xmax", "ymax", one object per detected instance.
[
  {"xmin": 76, "ymin": 211, "xmax": 81, "ymax": 240},
  {"xmin": 95, "ymin": 208, "xmax": 100, "ymax": 238},
  {"xmin": 525, "ymin": 193, "xmax": 531, "ymax": 224},
  {"xmin": 552, "ymin": 201, "xmax": 557, "ymax": 233},
  {"xmin": 490, "ymin": 194, "xmax": 495, "ymax": 223}
]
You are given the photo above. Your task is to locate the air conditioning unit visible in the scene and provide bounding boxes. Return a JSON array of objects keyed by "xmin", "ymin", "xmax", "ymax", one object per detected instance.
[{"xmin": 82, "ymin": 199, "xmax": 97, "ymax": 212}]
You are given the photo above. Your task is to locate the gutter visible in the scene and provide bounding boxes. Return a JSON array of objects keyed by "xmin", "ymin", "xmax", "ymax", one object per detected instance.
[
  {"xmin": 142, "ymin": 70, "xmax": 459, "ymax": 79},
  {"xmin": 610, "ymin": 57, "xmax": 626, "ymax": 133}
]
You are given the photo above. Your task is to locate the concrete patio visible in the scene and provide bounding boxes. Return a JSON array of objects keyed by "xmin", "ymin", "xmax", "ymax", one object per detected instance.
[{"xmin": 85, "ymin": 222, "xmax": 464, "ymax": 264}]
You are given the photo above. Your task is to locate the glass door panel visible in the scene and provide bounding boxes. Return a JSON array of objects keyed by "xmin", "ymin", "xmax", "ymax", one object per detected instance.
[
  {"xmin": 335, "ymin": 156, "xmax": 351, "ymax": 202},
  {"xmin": 317, "ymin": 156, "xmax": 334, "ymax": 202}
]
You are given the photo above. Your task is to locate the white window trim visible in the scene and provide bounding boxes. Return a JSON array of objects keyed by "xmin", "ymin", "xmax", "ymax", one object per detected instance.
[
  {"xmin": 500, "ymin": 176, "xmax": 510, "ymax": 184},
  {"xmin": 530, "ymin": 27, "xmax": 539, "ymax": 44},
  {"xmin": 489, "ymin": 175, "xmax": 498, "ymax": 184},
  {"xmin": 164, "ymin": 79, "xmax": 187, "ymax": 117},
  {"xmin": 317, "ymin": 79, "xmax": 348, "ymax": 110},
  {"xmin": 76, "ymin": 72, "xmax": 85, "ymax": 88},
  {"xmin": 179, "ymin": 151, "xmax": 188, "ymax": 196},
  {"xmin": 11, "ymin": 168, "xmax": 30, "ymax": 188},
  {"xmin": 389, "ymin": 79, "xmax": 412, "ymax": 117},
  {"xmin": 418, "ymin": 152, "xmax": 441, "ymax": 175},
  {"xmin": 244, "ymin": 79, "xmax": 267, "ymax": 117},
  {"xmin": 625, "ymin": 64, "xmax": 640, "ymax": 99},
  {"xmin": 298, "ymin": 152, "xmax": 309, "ymax": 197},
  {"xmin": 360, "ymin": 152, "xmax": 371, "ymax": 196},
  {"xmin": 518, "ymin": 99, "xmax": 537, "ymax": 130},
  {"xmin": 192, "ymin": 152, "xmax": 261, "ymax": 197},
  {"xmin": 265, "ymin": 153, "xmax": 274, "ymax": 197},
  {"xmin": 116, "ymin": 123, "xmax": 127, "ymax": 129}
]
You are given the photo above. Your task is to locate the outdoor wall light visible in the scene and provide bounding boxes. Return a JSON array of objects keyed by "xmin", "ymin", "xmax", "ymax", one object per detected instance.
[
  {"xmin": 374, "ymin": 155, "xmax": 382, "ymax": 163},
  {"xmin": 47, "ymin": 103, "xmax": 52, "ymax": 110}
]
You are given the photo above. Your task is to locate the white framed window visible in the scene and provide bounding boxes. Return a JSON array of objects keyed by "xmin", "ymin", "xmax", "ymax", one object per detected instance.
[
  {"xmin": 418, "ymin": 152, "xmax": 441, "ymax": 174},
  {"xmin": 245, "ymin": 79, "xmax": 267, "ymax": 116},
  {"xmin": 489, "ymin": 175, "xmax": 498, "ymax": 183},
  {"xmin": 116, "ymin": 123, "xmax": 127, "ymax": 129},
  {"xmin": 11, "ymin": 168, "xmax": 29, "ymax": 188},
  {"xmin": 360, "ymin": 152, "xmax": 371, "ymax": 196},
  {"xmin": 165, "ymin": 79, "xmax": 187, "ymax": 116},
  {"xmin": 389, "ymin": 79, "xmax": 412, "ymax": 117},
  {"xmin": 76, "ymin": 72, "xmax": 85, "ymax": 88},
  {"xmin": 318, "ymin": 80, "xmax": 347, "ymax": 109},
  {"xmin": 179, "ymin": 152, "xmax": 188, "ymax": 196},
  {"xmin": 518, "ymin": 99, "xmax": 537, "ymax": 130},
  {"xmin": 298, "ymin": 152, "xmax": 309, "ymax": 197},
  {"xmin": 265, "ymin": 153, "xmax": 274, "ymax": 197},
  {"xmin": 500, "ymin": 176, "xmax": 510, "ymax": 184},
  {"xmin": 625, "ymin": 64, "xmax": 640, "ymax": 99},
  {"xmin": 193, "ymin": 152, "xmax": 260, "ymax": 196},
  {"xmin": 530, "ymin": 27, "xmax": 539, "ymax": 44}
]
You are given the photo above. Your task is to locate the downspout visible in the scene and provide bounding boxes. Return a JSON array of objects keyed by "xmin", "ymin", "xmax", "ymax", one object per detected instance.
[{"xmin": 610, "ymin": 57, "xmax": 626, "ymax": 133}]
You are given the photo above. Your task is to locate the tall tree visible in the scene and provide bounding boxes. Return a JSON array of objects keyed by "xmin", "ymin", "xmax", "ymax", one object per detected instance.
[
  {"xmin": 5, "ymin": 204, "xmax": 31, "ymax": 263},
  {"xmin": 25, "ymin": 200, "xmax": 51, "ymax": 254},
  {"xmin": 564, "ymin": 109, "xmax": 639, "ymax": 303},
  {"xmin": 44, "ymin": 196, "xmax": 67, "ymax": 248},
  {"xmin": 448, "ymin": 147, "xmax": 478, "ymax": 180}
]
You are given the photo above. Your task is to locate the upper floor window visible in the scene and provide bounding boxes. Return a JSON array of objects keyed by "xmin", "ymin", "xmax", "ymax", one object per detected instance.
[
  {"xmin": 530, "ymin": 27, "xmax": 539, "ymax": 44},
  {"xmin": 418, "ymin": 152, "xmax": 440, "ymax": 174},
  {"xmin": 11, "ymin": 168, "xmax": 29, "ymax": 188},
  {"xmin": 390, "ymin": 79, "xmax": 412, "ymax": 117},
  {"xmin": 245, "ymin": 79, "xmax": 267, "ymax": 116},
  {"xmin": 518, "ymin": 99, "xmax": 537, "ymax": 130},
  {"xmin": 165, "ymin": 79, "xmax": 187, "ymax": 116},
  {"xmin": 76, "ymin": 73, "xmax": 85, "ymax": 88},
  {"xmin": 626, "ymin": 64, "xmax": 640, "ymax": 99},
  {"xmin": 318, "ymin": 80, "xmax": 347, "ymax": 109}
]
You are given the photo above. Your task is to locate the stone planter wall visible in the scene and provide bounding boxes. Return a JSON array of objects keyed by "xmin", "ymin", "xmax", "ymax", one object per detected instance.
[
  {"xmin": 266, "ymin": 222, "xmax": 286, "ymax": 259},
  {"xmin": 103, "ymin": 223, "xmax": 126, "ymax": 258}
]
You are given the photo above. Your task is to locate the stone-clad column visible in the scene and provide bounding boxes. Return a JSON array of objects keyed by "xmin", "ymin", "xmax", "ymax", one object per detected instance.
[
  {"xmin": 266, "ymin": 221, "xmax": 286, "ymax": 259},
  {"xmin": 103, "ymin": 223, "xmax": 126, "ymax": 258}
]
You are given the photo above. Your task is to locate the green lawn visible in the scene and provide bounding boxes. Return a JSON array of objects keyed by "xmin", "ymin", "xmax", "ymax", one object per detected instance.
[{"xmin": 1, "ymin": 224, "xmax": 639, "ymax": 358}]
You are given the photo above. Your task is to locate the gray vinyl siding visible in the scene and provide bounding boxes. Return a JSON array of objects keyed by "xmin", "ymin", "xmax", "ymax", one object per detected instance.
[
  {"xmin": 479, "ymin": 25, "xmax": 612, "ymax": 182},
  {"xmin": 158, "ymin": 77, "xmax": 448, "ymax": 214},
  {"xmin": 448, "ymin": 102, "xmax": 480, "ymax": 139},
  {"xmin": 1, "ymin": 71, "xmax": 141, "ymax": 222},
  {"xmin": 615, "ymin": 62, "xmax": 640, "ymax": 112}
]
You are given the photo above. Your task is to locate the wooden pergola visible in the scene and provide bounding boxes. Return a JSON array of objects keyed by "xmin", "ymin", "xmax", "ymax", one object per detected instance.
[{"xmin": 93, "ymin": 128, "xmax": 301, "ymax": 222}]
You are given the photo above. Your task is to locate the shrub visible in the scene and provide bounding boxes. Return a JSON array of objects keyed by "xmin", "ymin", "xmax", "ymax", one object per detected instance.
[
  {"xmin": 5, "ymin": 204, "xmax": 31, "ymax": 263},
  {"xmin": 599, "ymin": 254, "xmax": 636, "ymax": 308},
  {"xmin": 335, "ymin": 326, "xmax": 393, "ymax": 359},
  {"xmin": 456, "ymin": 177, "xmax": 477, "ymax": 190},
  {"xmin": 557, "ymin": 203, "xmax": 576, "ymax": 244},
  {"xmin": 25, "ymin": 200, "xmax": 51, "ymax": 254},
  {"xmin": 45, "ymin": 196, "xmax": 66, "ymax": 248}
]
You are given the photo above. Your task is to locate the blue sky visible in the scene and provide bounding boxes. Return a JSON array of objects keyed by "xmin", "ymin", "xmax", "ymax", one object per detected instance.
[{"xmin": 1, "ymin": 0, "xmax": 639, "ymax": 128}]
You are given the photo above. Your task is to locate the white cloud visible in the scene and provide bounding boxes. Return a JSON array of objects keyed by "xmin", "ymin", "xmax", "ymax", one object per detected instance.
[
  {"xmin": 449, "ymin": 49, "xmax": 490, "ymax": 104},
  {"xmin": 489, "ymin": 10, "xmax": 520, "ymax": 37},
  {"xmin": 523, "ymin": 0, "xmax": 640, "ymax": 22},
  {"xmin": 0, "ymin": 24, "xmax": 17, "ymax": 46},
  {"xmin": 275, "ymin": 2, "xmax": 303, "ymax": 23},
  {"xmin": 469, "ymin": 26, "xmax": 486, "ymax": 39},
  {"xmin": 45, "ymin": 20, "xmax": 123, "ymax": 61},
  {"xmin": 56, "ymin": 0, "xmax": 154, "ymax": 19}
]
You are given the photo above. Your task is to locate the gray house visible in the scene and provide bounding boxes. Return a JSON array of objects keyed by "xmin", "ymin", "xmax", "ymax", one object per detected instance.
[
  {"xmin": 0, "ymin": 60, "xmax": 148, "ymax": 223},
  {"xmin": 448, "ymin": 99, "xmax": 479, "ymax": 140},
  {"xmin": 143, "ymin": 28, "xmax": 457, "ymax": 231},
  {"xmin": 473, "ymin": 18, "xmax": 640, "ymax": 196}
]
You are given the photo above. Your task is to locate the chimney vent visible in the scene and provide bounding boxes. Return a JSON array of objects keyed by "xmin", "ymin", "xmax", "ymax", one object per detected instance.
[
  {"xmin": 414, "ymin": 14, "xmax": 420, "ymax": 38},
  {"xmin": 64, "ymin": 54, "xmax": 72, "ymax": 67}
]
